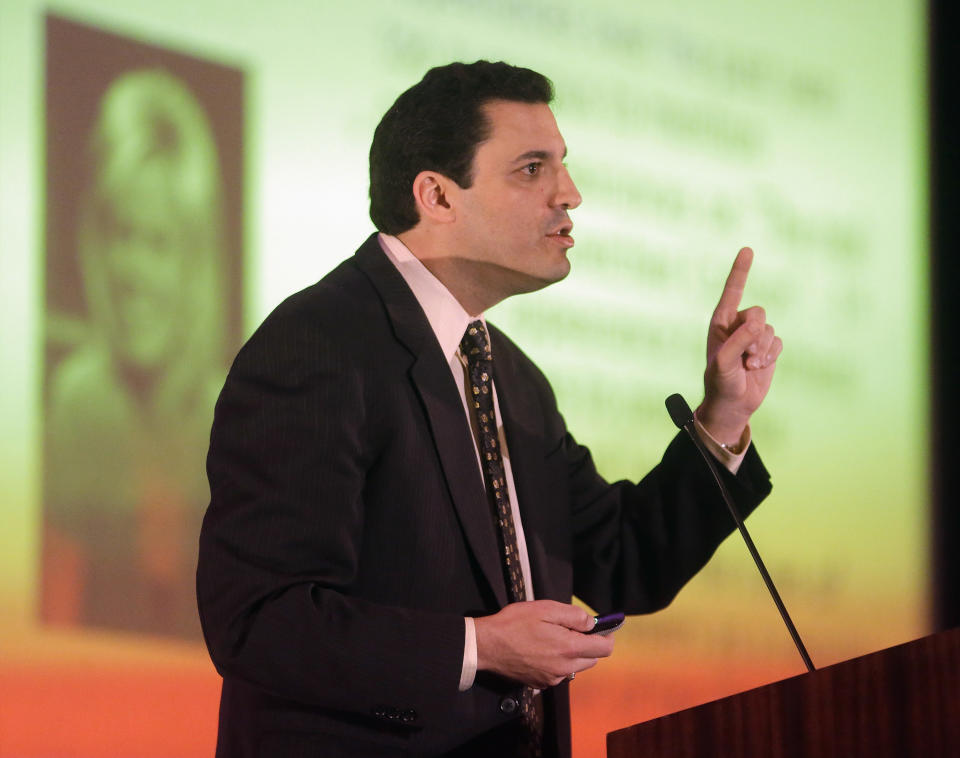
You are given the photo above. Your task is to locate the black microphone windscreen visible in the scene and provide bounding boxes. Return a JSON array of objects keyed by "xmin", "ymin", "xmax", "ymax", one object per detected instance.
[{"xmin": 665, "ymin": 393, "xmax": 695, "ymax": 429}]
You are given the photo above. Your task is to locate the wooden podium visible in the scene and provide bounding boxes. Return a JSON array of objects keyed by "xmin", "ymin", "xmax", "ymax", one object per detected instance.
[{"xmin": 607, "ymin": 626, "xmax": 960, "ymax": 757}]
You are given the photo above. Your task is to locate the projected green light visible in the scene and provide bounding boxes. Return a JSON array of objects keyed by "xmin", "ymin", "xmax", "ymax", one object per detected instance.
[{"xmin": 0, "ymin": 0, "xmax": 928, "ymax": 755}]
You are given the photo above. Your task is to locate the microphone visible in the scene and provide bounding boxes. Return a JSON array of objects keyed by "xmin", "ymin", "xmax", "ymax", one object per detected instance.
[{"xmin": 665, "ymin": 393, "xmax": 815, "ymax": 673}]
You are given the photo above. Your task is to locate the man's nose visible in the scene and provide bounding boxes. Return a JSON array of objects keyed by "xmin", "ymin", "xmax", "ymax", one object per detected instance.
[{"xmin": 554, "ymin": 165, "xmax": 582, "ymax": 210}]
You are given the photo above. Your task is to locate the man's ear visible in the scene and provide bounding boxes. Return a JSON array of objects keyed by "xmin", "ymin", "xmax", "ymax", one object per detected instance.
[{"xmin": 411, "ymin": 171, "xmax": 458, "ymax": 224}]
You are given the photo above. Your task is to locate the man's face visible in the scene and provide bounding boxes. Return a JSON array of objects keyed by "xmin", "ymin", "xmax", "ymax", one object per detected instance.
[{"xmin": 450, "ymin": 100, "xmax": 582, "ymax": 304}]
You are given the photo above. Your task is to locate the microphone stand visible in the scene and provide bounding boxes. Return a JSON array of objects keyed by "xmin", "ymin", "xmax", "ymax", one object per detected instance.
[{"xmin": 666, "ymin": 393, "xmax": 815, "ymax": 673}]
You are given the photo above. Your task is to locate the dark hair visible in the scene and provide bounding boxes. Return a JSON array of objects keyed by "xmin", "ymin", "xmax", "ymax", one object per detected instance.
[{"xmin": 369, "ymin": 61, "xmax": 554, "ymax": 235}]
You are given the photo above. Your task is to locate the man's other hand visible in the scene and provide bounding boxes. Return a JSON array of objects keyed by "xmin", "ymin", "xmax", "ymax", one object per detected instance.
[
  {"xmin": 698, "ymin": 247, "xmax": 782, "ymax": 446},
  {"xmin": 474, "ymin": 600, "xmax": 615, "ymax": 689}
]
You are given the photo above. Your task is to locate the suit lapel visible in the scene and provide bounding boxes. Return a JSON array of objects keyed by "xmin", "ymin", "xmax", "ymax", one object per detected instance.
[{"xmin": 352, "ymin": 236, "xmax": 508, "ymax": 608}]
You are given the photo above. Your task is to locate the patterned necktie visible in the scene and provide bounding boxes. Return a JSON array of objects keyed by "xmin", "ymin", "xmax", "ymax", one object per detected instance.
[{"xmin": 460, "ymin": 320, "xmax": 542, "ymax": 757}]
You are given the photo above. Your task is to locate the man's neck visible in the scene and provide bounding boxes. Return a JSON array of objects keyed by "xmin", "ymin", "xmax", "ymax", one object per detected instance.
[{"xmin": 396, "ymin": 230, "xmax": 502, "ymax": 316}]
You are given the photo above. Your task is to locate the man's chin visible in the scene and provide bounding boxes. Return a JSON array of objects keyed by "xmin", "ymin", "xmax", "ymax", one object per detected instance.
[
  {"xmin": 512, "ymin": 263, "xmax": 571, "ymax": 295},
  {"xmin": 541, "ymin": 255, "xmax": 572, "ymax": 286}
]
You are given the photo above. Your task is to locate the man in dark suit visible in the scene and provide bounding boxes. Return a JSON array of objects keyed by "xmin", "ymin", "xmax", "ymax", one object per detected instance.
[{"xmin": 197, "ymin": 61, "xmax": 780, "ymax": 757}]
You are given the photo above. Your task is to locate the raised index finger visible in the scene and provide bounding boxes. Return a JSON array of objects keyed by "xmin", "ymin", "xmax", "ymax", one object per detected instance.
[{"xmin": 714, "ymin": 246, "xmax": 754, "ymax": 322}]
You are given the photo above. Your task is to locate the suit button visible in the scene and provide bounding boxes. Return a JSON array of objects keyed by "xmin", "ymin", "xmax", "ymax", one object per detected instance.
[
  {"xmin": 499, "ymin": 696, "xmax": 519, "ymax": 715},
  {"xmin": 402, "ymin": 709, "xmax": 417, "ymax": 723},
  {"xmin": 372, "ymin": 705, "xmax": 387, "ymax": 718},
  {"xmin": 386, "ymin": 707, "xmax": 400, "ymax": 720}
]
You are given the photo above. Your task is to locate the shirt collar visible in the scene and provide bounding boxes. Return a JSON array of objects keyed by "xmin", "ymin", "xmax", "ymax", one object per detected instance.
[{"xmin": 377, "ymin": 233, "xmax": 483, "ymax": 362}]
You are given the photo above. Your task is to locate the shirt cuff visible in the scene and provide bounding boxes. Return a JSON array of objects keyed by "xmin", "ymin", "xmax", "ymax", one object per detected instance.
[
  {"xmin": 693, "ymin": 416, "xmax": 751, "ymax": 475},
  {"xmin": 459, "ymin": 617, "xmax": 478, "ymax": 691}
]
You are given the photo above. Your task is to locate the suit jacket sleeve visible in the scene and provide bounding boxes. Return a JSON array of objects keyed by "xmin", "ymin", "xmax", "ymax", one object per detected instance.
[{"xmin": 569, "ymin": 430, "xmax": 771, "ymax": 614}]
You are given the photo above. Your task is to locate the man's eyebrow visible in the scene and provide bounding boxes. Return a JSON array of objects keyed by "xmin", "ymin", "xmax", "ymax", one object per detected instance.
[{"xmin": 512, "ymin": 147, "xmax": 568, "ymax": 163}]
